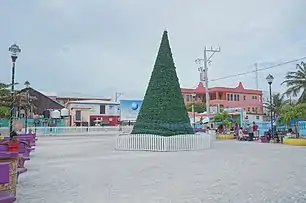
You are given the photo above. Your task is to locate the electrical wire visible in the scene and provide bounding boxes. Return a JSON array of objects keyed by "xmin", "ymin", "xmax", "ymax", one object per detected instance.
[{"xmin": 209, "ymin": 56, "xmax": 306, "ymax": 82}]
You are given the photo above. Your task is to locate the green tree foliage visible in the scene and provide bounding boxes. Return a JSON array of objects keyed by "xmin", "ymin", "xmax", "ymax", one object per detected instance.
[
  {"xmin": 282, "ymin": 61, "xmax": 306, "ymax": 103},
  {"xmin": 131, "ymin": 31, "xmax": 194, "ymax": 136},
  {"xmin": 278, "ymin": 103, "xmax": 306, "ymax": 138},
  {"xmin": 0, "ymin": 83, "xmax": 36, "ymax": 117},
  {"xmin": 213, "ymin": 111, "xmax": 232, "ymax": 128},
  {"xmin": 0, "ymin": 106, "xmax": 10, "ymax": 118},
  {"xmin": 185, "ymin": 102, "xmax": 206, "ymax": 113}
]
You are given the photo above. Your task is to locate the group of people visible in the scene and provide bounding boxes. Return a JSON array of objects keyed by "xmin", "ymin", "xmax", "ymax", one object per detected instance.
[{"xmin": 234, "ymin": 122, "xmax": 259, "ymax": 141}]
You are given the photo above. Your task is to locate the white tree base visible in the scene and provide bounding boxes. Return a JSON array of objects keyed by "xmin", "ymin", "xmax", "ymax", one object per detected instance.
[{"xmin": 115, "ymin": 133, "xmax": 211, "ymax": 151}]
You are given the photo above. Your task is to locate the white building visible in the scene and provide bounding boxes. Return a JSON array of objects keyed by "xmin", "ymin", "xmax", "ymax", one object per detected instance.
[{"xmin": 66, "ymin": 100, "xmax": 120, "ymax": 126}]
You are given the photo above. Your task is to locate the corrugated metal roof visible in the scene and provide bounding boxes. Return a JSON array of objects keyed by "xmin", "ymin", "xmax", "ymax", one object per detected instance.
[{"xmin": 67, "ymin": 100, "xmax": 119, "ymax": 105}]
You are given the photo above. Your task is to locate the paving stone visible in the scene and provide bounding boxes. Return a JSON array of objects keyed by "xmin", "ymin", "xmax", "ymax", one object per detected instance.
[{"xmin": 16, "ymin": 136, "xmax": 306, "ymax": 203}]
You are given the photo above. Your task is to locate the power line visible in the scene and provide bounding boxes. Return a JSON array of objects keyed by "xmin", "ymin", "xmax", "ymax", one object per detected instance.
[{"xmin": 209, "ymin": 56, "xmax": 306, "ymax": 82}]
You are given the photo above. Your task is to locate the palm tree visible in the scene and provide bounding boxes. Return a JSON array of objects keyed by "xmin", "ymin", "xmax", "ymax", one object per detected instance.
[
  {"xmin": 263, "ymin": 93, "xmax": 288, "ymax": 117},
  {"xmin": 213, "ymin": 110, "xmax": 232, "ymax": 128},
  {"xmin": 281, "ymin": 61, "xmax": 306, "ymax": 103}
]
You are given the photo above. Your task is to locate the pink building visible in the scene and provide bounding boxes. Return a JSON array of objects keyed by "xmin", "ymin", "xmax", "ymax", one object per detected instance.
[{"xmin": 181, "ymin": 82, "xmax": 263, "ymax": 114}]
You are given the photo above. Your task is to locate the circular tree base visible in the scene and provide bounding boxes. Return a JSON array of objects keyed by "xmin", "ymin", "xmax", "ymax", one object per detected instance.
[
  {"xmin": 115, "ymin": 133, "xmax": 211, "ymax": 151},
  {"xmin": 283, "ymin": 138, "xmax": 306, "ymax": 146}
]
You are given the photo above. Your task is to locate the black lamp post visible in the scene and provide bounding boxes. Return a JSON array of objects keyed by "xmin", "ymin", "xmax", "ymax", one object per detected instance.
[
  {"xmin": 8, "ymin": 44, "xmax": 21, "ymax": 136},
  {"xmin": 24, "ymin": 80, "xmax": 30, "ymax": 133},
  {"xmin": 266, "ymin": 74, "xmax": 274, "ymax": 137}
]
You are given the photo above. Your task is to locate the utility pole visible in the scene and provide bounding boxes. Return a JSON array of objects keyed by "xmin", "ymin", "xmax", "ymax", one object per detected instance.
[
  {"xmin": 115, "ymin": 92, "xmax": 124, "ymax": 102},
  {"xmin": 255, "ymin": 62, "xmax": 259, "ymax": 90},
  {"xmin": 195, "ymin": 46, "xmax": 220, "ymax": 115}
]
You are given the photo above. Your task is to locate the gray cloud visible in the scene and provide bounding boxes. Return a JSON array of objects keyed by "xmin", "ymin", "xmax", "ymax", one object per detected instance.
[{"xmin": 0, "ymin": 0, "xmax": 305, "ymax": 99}]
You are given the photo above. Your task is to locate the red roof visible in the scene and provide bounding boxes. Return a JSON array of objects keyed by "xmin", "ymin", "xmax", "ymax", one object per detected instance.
[
  {"xmin": 181, "ymin": 82, "xmax": 262, "ymax": 95},
  {"xmin": 195, "ymin": 82, "xmax": 205, "ymax": 94}
]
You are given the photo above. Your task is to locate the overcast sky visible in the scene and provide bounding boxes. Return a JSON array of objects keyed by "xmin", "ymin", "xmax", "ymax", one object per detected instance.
[{"xmin": 0, "ymin": 0, "xmax": 305, "ymax": 100}]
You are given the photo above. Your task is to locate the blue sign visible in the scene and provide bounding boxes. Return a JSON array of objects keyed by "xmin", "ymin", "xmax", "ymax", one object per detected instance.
[{"xmin": 120, "ymin": 100, "xmax": 143, "ymax": 121}]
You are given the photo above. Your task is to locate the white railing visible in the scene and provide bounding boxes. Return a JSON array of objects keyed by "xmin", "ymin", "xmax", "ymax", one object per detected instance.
[
  {"xmin": 115, "ymin": 133, "xmax": 211, "ymax": 151},
  {"xmin": 209, "ymin": 130, "xmax": 216, "ymax": 141},
  {"xmin": 0, "ymin": 126, "xmax": 134, "ymax": 136}
]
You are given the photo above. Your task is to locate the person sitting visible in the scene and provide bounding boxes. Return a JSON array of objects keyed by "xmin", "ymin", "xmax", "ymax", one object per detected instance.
[
  {"xmin": 1, "ymin": 131, "xmax": 27, "ymax": 168},
  {"xmin": 286, "ymin": 128, "xmax": 293, "ymax": 138}
]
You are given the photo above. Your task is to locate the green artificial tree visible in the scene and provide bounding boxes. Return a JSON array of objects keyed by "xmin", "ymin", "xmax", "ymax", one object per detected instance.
[{"xmin": 131, "ymin": 31, "xmax": 194, "ymax": 136}]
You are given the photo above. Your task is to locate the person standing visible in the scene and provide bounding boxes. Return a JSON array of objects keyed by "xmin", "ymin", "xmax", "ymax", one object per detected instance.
[
  {"xmin": 247, "ymin": 124, "xmax": 254, "ymax": 141},
  {"xmin": 252, "ymin": 121, "xmax": 259, "ymax": 140},
  {"xmin": 233, "ymin": 122, "xmax": 239, "ymax": 139}
]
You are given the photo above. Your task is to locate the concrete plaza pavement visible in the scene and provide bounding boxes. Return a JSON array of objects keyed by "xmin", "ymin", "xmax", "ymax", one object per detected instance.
[{"xmin": 16, "ymin": 135, "xmax": 306, "ymax": 203}]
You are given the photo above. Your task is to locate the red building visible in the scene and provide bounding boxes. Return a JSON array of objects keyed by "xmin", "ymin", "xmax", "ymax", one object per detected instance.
[{"xmin": 181, "ymin": 82, "xmax": 263, "ymax": 114}]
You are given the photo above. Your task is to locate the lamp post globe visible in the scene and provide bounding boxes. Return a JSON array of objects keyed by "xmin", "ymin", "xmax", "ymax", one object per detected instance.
[
  {"xmin": 266, "ymin": 74, "xmax": 274, "ymax": 85},
  {"xmin": 9, "ymin": 44, "xmax": 21, "ymax": 62}
]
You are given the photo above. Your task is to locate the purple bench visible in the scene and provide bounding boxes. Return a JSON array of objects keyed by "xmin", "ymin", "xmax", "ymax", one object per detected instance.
[
  {"xmin": 0, "ymin": 144, "xmax": 30, "ymax": 172},
  {"xmin": 0, "ymin": 163, "xmax": 16, "ymax": 203},
  {"xmin": 260, "ymin": 131, "xmax": 269, "ymax": 143},
  {"xmin": 0, "ymin": 150, "xmax": 26, "ymax": 184},
  {"xmin": 17, "ymin": 134, "xmax": 36, "ymax": 147},
  {"xmin": 0, "ymin": 138, "xmax": 32, "ymax": 158},
  {"xmin": 0, "ymin": 144, "xmax": 30, "ymax": 162},
  {"xmin": 0, "ymin": 152, "xmax": 18, "ymax": 199}
]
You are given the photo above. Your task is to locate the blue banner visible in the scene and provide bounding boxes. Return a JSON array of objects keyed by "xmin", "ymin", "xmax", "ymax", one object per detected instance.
[{"xmin": 120, "ymin": 100, "xmax": 143, "ymax": 121}]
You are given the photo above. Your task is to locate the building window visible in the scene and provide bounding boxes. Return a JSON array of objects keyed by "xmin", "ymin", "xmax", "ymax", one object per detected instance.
[
  {"xmin": 256, "ymin": 116, "xmax": 260, "ymax": 120},
  {"xmin": 230, "ymin": 94, "xmax": 233, "ymax": 101},
  {"xmin": 75, "ymin": 110, "xmax": 81, "ymax": 121},
  {"xmin": 247, "ymin": 107, "xmax": 250, "ymax": 112},
  {"xmin": 185, "ymin": 95, "xmax": 189, "ymax": 102},
  {"xmin": 227, "ymin": 94, "xmax": 230, "ymax": 101},
  {"xmin": 251, "ymin": 107, "xmax": 255, "ymax": 112},
  {"xmin": 100, "ymin": 105, "xmax": 105, "ymax": 114},
  {"xmin": 243, "ymin": 95, "xmax": 246, "ymax": 100},
  {"xmin": 255, "ymin": 107, "xmax": 258, "ymax": 113},
  {"xmin": 237, "ymin": 95, "xmax": 240, "ymax": 101},
  {"xmin": 234, "ymin": 94, "xmax": 237, "ymax": 101}
]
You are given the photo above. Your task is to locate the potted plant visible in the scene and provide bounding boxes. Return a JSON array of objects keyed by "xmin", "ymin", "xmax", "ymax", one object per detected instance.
[{"xmin": 213, "ymin": 111, "xmax": 234, "ymax": 139}]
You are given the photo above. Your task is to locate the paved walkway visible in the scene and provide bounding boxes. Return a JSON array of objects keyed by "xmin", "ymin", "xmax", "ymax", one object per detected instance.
[{"xmin": 16, "ymin": 136, "xmax": 306, "ymax": 203}]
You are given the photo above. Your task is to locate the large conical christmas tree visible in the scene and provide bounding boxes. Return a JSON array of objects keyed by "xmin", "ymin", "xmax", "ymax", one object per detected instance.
[{"xmin": 131, "ymin": 31, "xmax": 194, "ymax": 136}]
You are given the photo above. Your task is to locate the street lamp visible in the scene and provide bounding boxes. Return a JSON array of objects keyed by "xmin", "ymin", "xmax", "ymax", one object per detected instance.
[
  {"xmin": 266, "ymin": 74, "xmax": 274, "ymax": 137},
  {"xmin": 24, "ymin": 81, "xmax": 30, "ymax": 133},
  {"xmin": 8, "ymin": 44, "xmax": 21, "ymax": 136}
]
